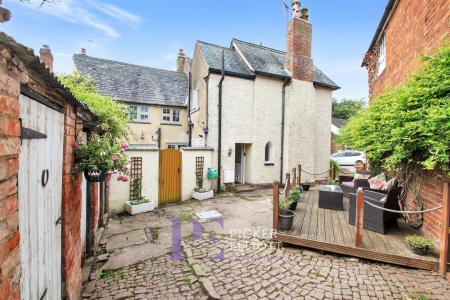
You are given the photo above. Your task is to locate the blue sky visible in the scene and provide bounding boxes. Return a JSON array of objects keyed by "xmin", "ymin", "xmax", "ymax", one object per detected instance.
[{"xmin": 2, "ymin": 0, "xmax": 387, "ymax": 99}]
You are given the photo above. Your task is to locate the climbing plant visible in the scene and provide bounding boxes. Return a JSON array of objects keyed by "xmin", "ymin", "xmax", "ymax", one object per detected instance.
[
  {"xmin": 339, "ymin": 42, "xmax": 450, "ymax": 176},
  {"xmin": 59, "ymin": 73, "xmax": 131, "ymax": 142}
]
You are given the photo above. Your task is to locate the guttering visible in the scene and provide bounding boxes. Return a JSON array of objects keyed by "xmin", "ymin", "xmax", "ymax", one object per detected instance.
[
  {"xmin": 280, "ymin": 78, "xmax": 291, "ymax": 184},
  {"xmin": 217, "ymin": 50, "xmax": 225, "ymax": 193},
  {"xmin": 188, "ymin": 72, "xmax": 192, "ymax": 147}
]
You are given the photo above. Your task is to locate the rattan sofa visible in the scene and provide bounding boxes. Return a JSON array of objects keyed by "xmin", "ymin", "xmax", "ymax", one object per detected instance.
[
  {"xmin": 348, "ymin": 184, "xmax": 402, "ymax": 234},
  {"xmin": 339, "ymin": 170, "xmax": 371, "ymax": 196}
]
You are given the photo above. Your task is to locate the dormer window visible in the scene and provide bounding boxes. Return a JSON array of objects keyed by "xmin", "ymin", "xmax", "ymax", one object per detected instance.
[{"xmin": 377, "ymin": 34, "xmax": 386, "ymax": 76}]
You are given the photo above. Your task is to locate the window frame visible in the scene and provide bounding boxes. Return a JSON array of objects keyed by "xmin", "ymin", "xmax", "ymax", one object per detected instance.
[
  {"xmin": 264, "ymin": 142, "xmax": 273, "ymax": 165},
  {"xmin": 377, "ymin": 34, "xmax": 387, "ymax": 77},
  {"xmin": 161, "ymin": 107, "xmax": 181, "ymax": 124},
  {"xmin": 129, "ymin": 105, "xmax": 150, "ymax": 123}
]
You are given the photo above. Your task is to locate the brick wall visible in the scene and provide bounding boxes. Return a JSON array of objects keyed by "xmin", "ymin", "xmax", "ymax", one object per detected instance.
[
  {"xmin": 61, "ymin": 104, "xmax": 82, "ymax": 300},
  {"xmin": 0, "ymin": 46, "xmax": 22, "ymax": 300},
  {"xmin": 365, "ymin": 0, "xmax": 449, "ymax": 97},
  {"xmin": 364, "ymin": 0, "xmax": 449, "ymax": 246}
]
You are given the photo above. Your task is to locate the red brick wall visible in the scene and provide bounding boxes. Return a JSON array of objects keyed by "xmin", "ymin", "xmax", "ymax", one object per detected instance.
[
  {"xmin": 365, "ymin": 0, "xmax": 449, "ymax": 97},
  {"xmin": 61, "ymin": 104, "xmax": 82, "ymax": 300},
  {"xmin": 0, "ymin": 46, "xmax": 22, "ymax": 300},
  {"xmin": 285, "ymin": 16, "xmax": 313, "ymax": 81}
]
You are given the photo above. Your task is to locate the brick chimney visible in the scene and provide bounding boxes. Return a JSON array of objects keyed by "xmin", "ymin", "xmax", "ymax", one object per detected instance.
[
  {"xmin": 176, "ymin": 49, "xmax": 186, "ymax": 72},
  {"xmin": 39, "ymin": 45, "xmax": 53, "ymax": 73},
  {"xmin": 80, "ymin": 48, "xmax": 87, "ymax": 56},
  {"xmin": 285, "ymin": 0, "xmax": 313, "ymax": 82}
]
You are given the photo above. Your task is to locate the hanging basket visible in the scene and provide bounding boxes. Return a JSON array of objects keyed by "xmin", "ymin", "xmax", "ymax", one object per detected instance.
[{"xmin": 84, "ymin": 171, "xmax": 108, "ymax": 182}]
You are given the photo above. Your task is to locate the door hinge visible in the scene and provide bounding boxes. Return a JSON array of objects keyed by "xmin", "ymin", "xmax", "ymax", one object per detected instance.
[{"xmin": 20, "ymin": 118, "xmax": 47, "ymax": 140}]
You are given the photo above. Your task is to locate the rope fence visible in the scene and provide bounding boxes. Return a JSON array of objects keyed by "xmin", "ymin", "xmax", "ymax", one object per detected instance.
[{"xmin": 363, "ymin": 200, "xmax": 443, "ymax": 214}]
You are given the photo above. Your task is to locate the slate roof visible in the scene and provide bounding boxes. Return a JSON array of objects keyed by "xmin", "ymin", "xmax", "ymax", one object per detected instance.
[
  {"xmin": 73, "ymin": 54, "xmax": 188, "ymax": 107},
  {"xmin": 332, "ymin": 118, "xmax": 348, "ymax": 128},
  {"xmin": 197, "ymin": 39, "xmax": 339, "ymax": 90}
]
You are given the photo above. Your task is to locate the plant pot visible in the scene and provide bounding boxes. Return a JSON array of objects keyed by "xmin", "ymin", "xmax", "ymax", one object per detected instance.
[
  {"xmin": 409, "ymin": 244, "xmax": 429, "ymax": 256},
  {"xmin": 84, "ymin": 170, "xmax": 107, "ymax": 182},
  {"xmin": 289, "ymin": 194, "xmax": 300, "ymax": 211},
  {"xmin": 278, "ymin": 211, "xmax": 295, "ymax": 231},
  {"xmin": 125, "ymin": 200, "xmax": 154, "ymax": 215},
  {"xmin": 301, "ymin": 183, "xmax": 311, "ymax": 191},
  {"xmin": 192, "ymin": 190, "xmax": 214, "ymax": 200}
]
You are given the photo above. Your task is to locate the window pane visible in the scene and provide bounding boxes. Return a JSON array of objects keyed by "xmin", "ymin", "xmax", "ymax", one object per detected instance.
[
  {"xmin": 265, "ymin": 143, "xmax": 271, "ymax": 162},
  {"xmin": 172, "ymin": 109, "xmax": 180, "ymax": 122},
  {"xmin": 129, "ymin": 106, "xmax": 138, "ymax": 121},
  {"xmin": 141, "ymin": 106, "xmax": 149, "ymax": 112}
]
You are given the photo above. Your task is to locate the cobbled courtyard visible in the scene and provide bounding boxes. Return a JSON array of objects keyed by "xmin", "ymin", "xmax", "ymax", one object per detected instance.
[{"xmin": 82, "ymin": 190, "xmax": 450, "ymax": 300}]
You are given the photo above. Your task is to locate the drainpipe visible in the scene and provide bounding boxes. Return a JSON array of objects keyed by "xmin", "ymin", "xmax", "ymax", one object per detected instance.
[
  {"xmin": 188, "ymin": 72, "xmax": 192, "ymax": 147},
  {"xmin": 217, "ymin": 50, "xmax": 225, "ymax": 193},
  {"xmin": 280, "ymin": 79, "xmax": 290, "ymax": 184},
  {"xmin": 204, "ymin": 74, "xmax": 210, "ymax": 145}
]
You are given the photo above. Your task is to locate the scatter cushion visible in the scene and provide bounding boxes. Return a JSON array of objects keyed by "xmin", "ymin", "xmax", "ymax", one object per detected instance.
[
  {"xmin": 368, "ymin": 172, "xmax": 386, "ymax": 190},
  {"xmin": 354, "ymin": 173, "xmax": 371, "ymax": 180},
  {"xmin": 341, "ymin": 181, "xmax": 354, "ymax": 188},
  {"xmin": 382, "ymin": 178, "xmax": 396, "ymax": 191}
]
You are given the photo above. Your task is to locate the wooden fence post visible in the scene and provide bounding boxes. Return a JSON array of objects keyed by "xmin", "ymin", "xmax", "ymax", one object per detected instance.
[
  {"xmin": 292, "ymin": 168, "xmax": 297, "ymax": 187},
  {"xmin": 355, "ymin": 188, "xmax": 364, "ymax": 248},
  {"xmin": 285, "ymin": 173, "xmax": 291, "ymax": 199},
  {"xmin": 272, "ymin": 181, "xmax": 280, "ymax": 234},
  {"xmin": 332, "ymin": 163, "xmax": 336, "ymax": 180},
  {"xmin": 298, "ymin": 164, "xmax": 302, "ymax": 186},
  {"xmin": 439, "ymin": 181, "xmax": 450, "ymax": 277}
]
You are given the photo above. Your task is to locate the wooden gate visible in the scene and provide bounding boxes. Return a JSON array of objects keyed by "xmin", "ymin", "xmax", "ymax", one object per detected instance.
[
  {"xmin": 159, "ymin": 149, "xmax": 181, "ymax": 205},
  {"xmin": 18, "ymin": 94, "xmax": 64, "ymax": 300}
]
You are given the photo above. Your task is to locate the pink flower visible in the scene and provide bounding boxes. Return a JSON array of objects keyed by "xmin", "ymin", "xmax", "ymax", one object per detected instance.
[
  {"xmin": 121, "ymin": 143, "xmax": 128, "ymax": 151},
  {"xmin": 117, "ymin": 175, "xmax": 129, "ymax": 182},
  {"xmin": 71, "ymin": 142, "xmax": 79, "ymax": 149},
  {"xmin": 124, "ymin": 164, "xmax": 131, "ymax": 171},
  {"xmin": 112, "ymin": 155, "xmax": 119, "ymax": 161}
]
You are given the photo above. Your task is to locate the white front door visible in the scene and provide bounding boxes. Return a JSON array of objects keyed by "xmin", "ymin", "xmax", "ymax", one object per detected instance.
[
  {"xmin": 235, "ymin": 144, "xmax": 245, "ymax": 184},
  {"xmin": 18, "ymin": 94, "xmax": 64, "ymax": 300}
]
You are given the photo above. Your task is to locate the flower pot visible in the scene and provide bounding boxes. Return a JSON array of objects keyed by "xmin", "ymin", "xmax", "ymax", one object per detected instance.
[
  {"xmin": 301, "ymin": 183, "xmax": 311, "ymax": 191},
  {"xmin": 124, "ymin": 200, "xmax": 154, "ymax": 215},
  {"xmin": 193, "ymin": 190, "xmax": 214, "ymax": 200},
  {"xmin": 409, "ymin": 244, "xmax": 429, "ymax": 256},
  {"xmin": 84, "ymin": 171, "xmax": 107, "ymax": 182},
  {"xmin": 278, "ymin": 211, "xmax": 295, "ymax": 231},
  {"xmin": 289, "ymin": 194, "xmax": 300, "ymax": 211}
]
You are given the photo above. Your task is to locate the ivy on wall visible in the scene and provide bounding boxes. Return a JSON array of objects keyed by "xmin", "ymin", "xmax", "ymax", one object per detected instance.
[
  {"xmin": 59, "ymin": 73, "xmax": 131, "ymax": 142},
  {"xmin": 339, "ymin": 42, "xmax": 450, "ymax": 175}
]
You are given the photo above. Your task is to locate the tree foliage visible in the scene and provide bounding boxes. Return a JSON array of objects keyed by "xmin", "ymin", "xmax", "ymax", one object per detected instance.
[
  {"xmin": 332, "ymin": 98, "xmax": 365, "ymax": 119},
  {"xmin": 59, "ymin": 73, "xmax": 131, "ymax": 142},
  {"xmin": 339, "ymin": 43, "xmax": 450, "ymax": 175}
]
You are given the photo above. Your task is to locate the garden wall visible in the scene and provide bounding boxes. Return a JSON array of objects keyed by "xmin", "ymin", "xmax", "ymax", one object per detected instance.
[{"xmin": 181, "ymin": 148, "xmax": 214, "ymax": 201}]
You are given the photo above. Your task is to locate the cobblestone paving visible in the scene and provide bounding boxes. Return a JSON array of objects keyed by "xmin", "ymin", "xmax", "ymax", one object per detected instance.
[
  {"xmin": 185, "ymin": 236, "xmax": 450, "ymax": 300},
  {"xmin": 84, "ymin": 254, "xmax": 207, "ymax": 300}
]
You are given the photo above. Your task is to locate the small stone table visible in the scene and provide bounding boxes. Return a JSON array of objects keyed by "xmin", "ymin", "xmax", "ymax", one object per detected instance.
[{"xmin": 318, "ymin": 185, "xmax": 344, "ymax": 211}]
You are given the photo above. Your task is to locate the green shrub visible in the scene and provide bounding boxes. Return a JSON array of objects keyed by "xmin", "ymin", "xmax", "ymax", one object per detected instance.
[
  {"xmin": 289, "ymin": 187, "xmax": 301, "ymax": 202},
  {"xmin": 405, "ymin": 235, "xmax": 435, "ymax": 251},
  {"xmin": 339, "ymin": 43, "xmax": 450, "ymax": 175},
  {"xmin": 279, "ymin": 195, "xmax": 294, "ymax": 215}
]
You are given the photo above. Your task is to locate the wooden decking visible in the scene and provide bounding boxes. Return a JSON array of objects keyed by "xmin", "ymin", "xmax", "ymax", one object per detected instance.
[{"xmin": 275, "ymin": 188, "xmax": 440, "ymax": 271}]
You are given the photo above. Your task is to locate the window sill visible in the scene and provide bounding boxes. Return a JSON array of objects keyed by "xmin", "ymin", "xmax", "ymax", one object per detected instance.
[
  {"xmin": 161, "ymin": 122, "xmax": 182, "ymax": 126},
  {"xmin": 265, "ymin": 162, "xmax": 274, "ymax": 166},
  {"xmin": 129, "ymin": 121, "xmax": 151, "ymax": 124}
]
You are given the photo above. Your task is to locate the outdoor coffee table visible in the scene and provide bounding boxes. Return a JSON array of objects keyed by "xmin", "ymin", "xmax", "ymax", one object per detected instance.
[{"xmin": 318, "ymin": 185, "xmax": 344, "ymax": 211}]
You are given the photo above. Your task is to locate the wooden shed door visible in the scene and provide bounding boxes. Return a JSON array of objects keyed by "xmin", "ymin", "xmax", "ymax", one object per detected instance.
[
  {"xmin": 18, "ymin": 94, "xmax": 64, "ymax": 300},
  {"xmin": 159, "ymin": 149, "xmax": 181, "ymax": 205}
]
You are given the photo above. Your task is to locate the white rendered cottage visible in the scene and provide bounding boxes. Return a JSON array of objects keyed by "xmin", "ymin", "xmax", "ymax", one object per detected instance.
[{"xmin": 188, "ymin": 2, "xmax": 339, "ymax": 188}]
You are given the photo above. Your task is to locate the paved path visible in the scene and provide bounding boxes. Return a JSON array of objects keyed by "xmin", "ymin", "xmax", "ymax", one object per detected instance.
[{"xmin": 82, "ymin": 190, "xmax": 450, "ymax": 299}]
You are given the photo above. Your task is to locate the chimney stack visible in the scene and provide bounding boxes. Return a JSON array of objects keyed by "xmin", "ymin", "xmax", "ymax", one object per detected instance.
[
  {"xmin": 285, "ymin": 0, "xmax": 313, "ymax": 82},
  {"xmin": 39, "ymin": 45, "xmax": 53, "ymax": 73},
  {"xmin": 176, "ymin": 49, "xmax": 186, "ymax": 73},
  {"xmin": 80, "ymin": 48, "xmax": 87, "ymax": 56}
]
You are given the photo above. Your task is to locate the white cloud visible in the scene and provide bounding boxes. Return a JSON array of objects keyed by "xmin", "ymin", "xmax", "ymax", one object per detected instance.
[
  {"xmin": 11, "ymin": 0, "xmax": 141, "ymax": 38},
  {"xmin": 86, "ymin": 0, "xmax": 141, "ymax": 26}
]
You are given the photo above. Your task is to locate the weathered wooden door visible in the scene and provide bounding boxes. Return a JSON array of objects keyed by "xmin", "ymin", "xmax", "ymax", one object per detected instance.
[
  {"xmin": 18, "ymin": 94, "xmax": 64, "ymax": 300},
  {"xmin": 159, "ymin": 149, "xmax": 181, "ymax": 205}
]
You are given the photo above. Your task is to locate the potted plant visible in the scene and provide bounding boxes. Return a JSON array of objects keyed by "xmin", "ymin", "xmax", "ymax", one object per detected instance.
[
  {"xmin": 125, "ymin": 178, "xmax": 154, "ymax": 215},
  {"xmin": 278, "ymin": 195, "xmax": 295, "ymax": 231},
  {"xmin": 289, "ymin": 186, "xmax": 301, "ymax": 211},
  {"xmin": 192, "ymin": 168, "xmax": 213, "ymax": 200},
  {"xmin": 405, "ymin": 235, "xmax": 435, "ymax": 255},
  {"xmin": 72, "ymin": 134, "xmax": 129, "ymax": 182},
  {"xmin": 301, "ymin": 180, "xmax": 311, "ymax": 191}
]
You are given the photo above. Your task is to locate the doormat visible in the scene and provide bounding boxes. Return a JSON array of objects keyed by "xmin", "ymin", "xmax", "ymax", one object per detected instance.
[{"xmin": 195, "ymin": 210, "xmax": 222, "ymax": 219}]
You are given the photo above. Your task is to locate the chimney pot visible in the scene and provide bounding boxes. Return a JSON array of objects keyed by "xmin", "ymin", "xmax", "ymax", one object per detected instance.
[
  {"xmin": 292, "ymin": 0, "xmax": 300, "ymax": 18},
  {"xmin": 39, "ymin": 44, "xmax": 53, "ymax": 73},
  {"xmin": 80, "ymin": 48, "xmax": 87, "ymax": 56},
  {"xmin": 176, "ymin": 48, "xmax": 186, "ymax": 73}
]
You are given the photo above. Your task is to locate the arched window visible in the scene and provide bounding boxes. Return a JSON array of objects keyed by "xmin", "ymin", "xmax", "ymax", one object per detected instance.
[{"xmin": 265, "ymin": 142, "xmax": 272, "ymax": 163}]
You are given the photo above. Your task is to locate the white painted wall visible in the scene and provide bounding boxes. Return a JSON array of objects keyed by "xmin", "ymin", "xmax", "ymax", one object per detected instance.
[
  {"xmin": 181, "ymin": 149, "xmax": 213, "ymax": 201},
  {"xmin": 109, "ymin": 150, "xmax": 159, "ymax": 214}
]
